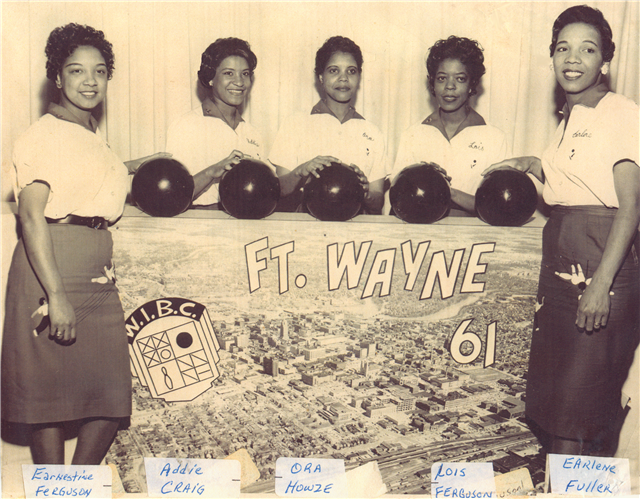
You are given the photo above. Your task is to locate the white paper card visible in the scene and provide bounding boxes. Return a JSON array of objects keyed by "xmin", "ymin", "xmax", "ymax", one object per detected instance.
[
  {"xmin": 431, "ymin": 462, "xmax": 497, "ymax": 498},
  {"xmin": 549, "ymin": 454, "xmax": 630, "ymax": 496},
  {"xmin": 275, "ymin": 457, "xmax": 348, "ymax": 497},
  {"xmin": 144, "ymin": 457, "xmax": 241, "ymax": 497},
  {"xmin": 22, "ymin": 465, "xmax": 112, "ymax": 498}
]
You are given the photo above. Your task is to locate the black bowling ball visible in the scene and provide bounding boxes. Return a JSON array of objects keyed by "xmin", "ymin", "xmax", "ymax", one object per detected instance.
[
  {"xmin": 389, "ymin": 163, "xmax": 451, "ymax": 224},
  {"xmin": 303, "ymin": 163, "xmax": 365, "ymax": 222},
  {"xmin": 131, "ymin": 158, "xmax": 194, "ymax": 217},
  {"xmin": 219, "ymin": 159, "xmax": 280, "ymax": 219},
  {"xmin": 475, "ymin": 169, "xmax": 538, "ymax": 226}
]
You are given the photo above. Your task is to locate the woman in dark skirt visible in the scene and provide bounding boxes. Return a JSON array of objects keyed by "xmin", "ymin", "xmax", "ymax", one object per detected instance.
[
  {"xmin": 2, "ymin": 23, "xmax": 156, "ymax": 464},
  {"xmin": 486, "ymin": 5, "xmax": 639, "ymax": 456}
]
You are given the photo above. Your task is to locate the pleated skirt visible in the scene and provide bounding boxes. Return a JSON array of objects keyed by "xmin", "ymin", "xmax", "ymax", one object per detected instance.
[
  {"xmin": 2, "ymin": 225, "xmax": 132, "ymax": 424},
  {"xmin": 526, "ymin": 206, "xmax": 640, "ymax": 441}
]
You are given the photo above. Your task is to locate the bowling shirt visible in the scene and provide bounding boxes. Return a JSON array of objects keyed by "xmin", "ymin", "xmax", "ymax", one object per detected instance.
[
  {"xmin": 165, "ymin": 98, "xmax": 274, "ymax": 206},
  {"xmin": 389, "ymin": 108, "xmax": 508, "ymax": 195},
  {"xmin": 541, "ymin": 88, "xmax": 639, "ymax": 208},
  {"xmin": 268, "ymin": 100, "xmax": 389, "ymax": 183},
  {"xmin": 12, "ymin": 103, "xmax": 129, "ymax": 222}
]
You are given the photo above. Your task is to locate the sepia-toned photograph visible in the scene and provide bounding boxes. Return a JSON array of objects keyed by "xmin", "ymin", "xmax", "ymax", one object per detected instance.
[{"xmin": 1, "ymin": 1, "xmax": 638, "ymax": 497}]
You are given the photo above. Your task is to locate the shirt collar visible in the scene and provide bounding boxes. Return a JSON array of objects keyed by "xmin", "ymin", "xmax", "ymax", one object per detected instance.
[
  {"xmin": 311, "ymin": 100, "xmax": 364, "ymax": 124},
  {"xmin": 560, "ymin": 83, "xmax": 609, "ymax": 115},
  {"xmin": 47, "ymin": 103, "xmax": 98, "ymax": 133},
  {"xmin": 422, "ymin": 107, "xmax": 486, "ymax": 140},
  {"xmin": 202, "ymin": 97, "xmax": 244, "ymax": 129}
]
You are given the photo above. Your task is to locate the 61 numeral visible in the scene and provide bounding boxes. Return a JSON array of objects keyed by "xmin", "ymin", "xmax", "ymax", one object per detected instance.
[{"xmin": 448, "ymin": 319, "xmax": 497, "ymax": 367}]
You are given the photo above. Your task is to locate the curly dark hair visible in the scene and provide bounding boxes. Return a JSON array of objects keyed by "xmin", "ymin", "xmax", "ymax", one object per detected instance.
[
  {"xmin": 197, "ymin": 38, "xmax": 257, "ymax": 88},
  {"xmin": 549, "ymin": 5, "xmax": 615, "ymax": 63},
  {"xmin": 45, "ymin": 23, "xmax": 115, "ymax": 81},
  {"xmin": 315, "ymin": 36, "xmax": 363, "ymax": 76},
  {"xmin": 426, "ymin": 36, "xmax": 485, "ymax": 96}
]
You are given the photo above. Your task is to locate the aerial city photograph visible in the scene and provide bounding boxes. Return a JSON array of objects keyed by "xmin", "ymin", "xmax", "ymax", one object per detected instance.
[{"xmin": 106, "ymin": 217, "xmax": 546, "ymax": 495}]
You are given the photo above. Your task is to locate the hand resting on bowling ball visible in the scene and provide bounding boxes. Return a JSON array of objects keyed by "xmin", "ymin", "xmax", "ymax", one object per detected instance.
[
  {"xmin": 412, "ymin": 162, "xmax": 475, "ymax": 215},
  {"xmin": 482, "ymin": 157, "xmax": 544, "ymax": 183},
  {"xmin": 193, "ymin": 149, "xmax": 248, "ymax": 201}
]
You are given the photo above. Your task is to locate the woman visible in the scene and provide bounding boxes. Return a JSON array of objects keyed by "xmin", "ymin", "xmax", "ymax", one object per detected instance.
[
  {"xmin": 2, "ymin": 23, "xmax": 154, "ymax": 464},
  {"xmin": 270, "ymin": 36, "xmax": 388, "ymax": 214},
  {"xmin": 487, "ymin": 5, "xmax": 639, "ymax": 456},
  {"xmin": 386, "ymin": 36, "xmax": 508, "ymax": 215},
  {"xmin": 165, "ymin": 38, "xmax": 274, "ymax": 208}
]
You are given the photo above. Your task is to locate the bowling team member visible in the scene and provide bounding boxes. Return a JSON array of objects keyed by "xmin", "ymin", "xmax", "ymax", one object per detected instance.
[
  {"xmin": 0, "ymin": 24, "xmax": 157, "ymax": 464},
  {"xmin": 165, "ymin": 38, "xmax": 274, "ymax": 208},
  {"xmin": 269, "ymin": 36, "xmax": 388, "ymax": 214},
  {"xmin": 487, "ymin": 5, "xmax": 639, "ymax": 456},
  {"xmin": 385, "ymin": 36, "xmax": 508, "ymax": 215}
]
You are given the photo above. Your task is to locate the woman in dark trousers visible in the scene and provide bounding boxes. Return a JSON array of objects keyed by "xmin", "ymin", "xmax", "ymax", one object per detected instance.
[
  {"xmin": 2, "ymin": 23, "xmax": 155, "ymax": 464},
  {"xmin": 487, "ymin": 5, "xmax": 639, "ymax": 456}
]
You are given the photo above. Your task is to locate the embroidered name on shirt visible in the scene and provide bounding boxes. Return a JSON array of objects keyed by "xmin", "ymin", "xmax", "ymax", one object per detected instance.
[
  {"xmin": 468, "ymin": 142, "xmax": 484, "ymax": 151},
  {"xmin": 246, "ymin": 138, "xmax": 260, "ymax": 147},
  {"xmin": 362, "ymin": 133, "xmax": 374, "ymax": 141},
  {"xmin": 572, "ymin": 129, "xmax": 592, "ymax": 138}
]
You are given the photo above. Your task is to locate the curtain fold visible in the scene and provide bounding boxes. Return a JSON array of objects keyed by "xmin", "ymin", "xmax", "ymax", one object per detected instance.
[{"xmin": 2, "ymin": 1, "xmax": 638, "ymax": 201}]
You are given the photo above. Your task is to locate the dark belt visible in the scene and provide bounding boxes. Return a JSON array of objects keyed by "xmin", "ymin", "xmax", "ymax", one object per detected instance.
[{"xmin": 46, "ymin": 215, "xmax": 109, "ymax": 230}]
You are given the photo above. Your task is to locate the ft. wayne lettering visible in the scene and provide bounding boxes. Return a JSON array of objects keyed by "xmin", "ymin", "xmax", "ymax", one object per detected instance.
[{"xmin": 245, "ymin": 238, "xmax": 495, "ymax": 299}]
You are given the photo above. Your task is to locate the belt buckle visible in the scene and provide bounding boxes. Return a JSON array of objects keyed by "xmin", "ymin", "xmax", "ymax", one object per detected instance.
[{"xmin": 89, "ymin": 217, "xmax": 103, "ymax": 230}]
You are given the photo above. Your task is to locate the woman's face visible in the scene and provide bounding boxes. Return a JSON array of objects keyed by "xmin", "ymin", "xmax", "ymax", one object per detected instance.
[
  {"xmin": 56, "ymin": 45, "xmax": 108, "ymax": 115},
  {"xmin": 320, "ymin": 51, "xmax": 361, "ymax": 104},
  {"xmin": 433, "ymin": 58, "xmax": 471, "ymax": 113},
  {"xmin": 552, "ymin": 22, "xmax": 604, "ymax": 96},
  {"xmin": 210, "ymin": 56, "xmax": 252, "ymax": 108}
]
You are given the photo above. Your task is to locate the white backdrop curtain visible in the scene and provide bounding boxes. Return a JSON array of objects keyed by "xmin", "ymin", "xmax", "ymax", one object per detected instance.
[{"xmin": 2, "ymin": 1, "xmax": 639, "ymax": 202}]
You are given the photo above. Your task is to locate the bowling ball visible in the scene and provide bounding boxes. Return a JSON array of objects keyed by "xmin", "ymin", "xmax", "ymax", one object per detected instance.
[
  {"xmin": 219, "ymin": 159, "xmax": 280, "ymax": 219},
  {"xmin": 131, "ymin": 158, "xmax": 194, "ymax": 217},
  {"xmin": 389, "ymin": 163, "xmax": 451, "ymax": 224},
  {"xmin": 303, "ymin": 163, "xmax": 365, "ymax": 221},
  {"xmin": 475, "ymin": 169, "xmax": 538, "ymax": 226}
]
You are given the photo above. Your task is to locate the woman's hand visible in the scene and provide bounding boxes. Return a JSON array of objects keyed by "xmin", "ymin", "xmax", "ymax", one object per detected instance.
[
  {"xmin": 428, "ymin": 162, "xmax": 452, "ymax": 183},
  {"xmin": 482, "ymin": 157, "xmax": 544, "ymax": 183},
  {"xmin": 191, "ymin": 150, "xmax": 246, "ymax": 201},
  {"xmin": 48, "ymin": 293, "xmax": 77, "ymax": 344},
  {"xmin": 205, "ymin": 150, "xmax": 246, "ymax": 181},
  {"xmin": 125, "ymin": 152, "xmax": 173, "ymax": 174},
  {"xmin": 576, "ymin": 281, "xmax": 611, "ymax": 332},
  {"xmin": 294, "ymin": 156, "xmax": 340, "ymax": 179},
  {"xmin": 349, "ymin": 163, "xmax": 370, "ymax": 194}
]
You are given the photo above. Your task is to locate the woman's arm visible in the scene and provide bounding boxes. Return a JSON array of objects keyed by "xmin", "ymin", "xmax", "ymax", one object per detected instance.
[
  {"xmin": 482, "ymin": 157, "xmax": 544, "ymax": 183},
  {"xmin": 276, "ymin": 156, "xmax": 340, "ymax": 197},
  {"xmin": 18, "ymin": 183, "xmax": 76, "ymax": 343},
  {"xmin": 576, "ymin": 161, "xmax": 640, "ymax": 332},
  {"xmin": 124, "ymin": 152, "xmax": 172, "ymax": 174},
  {"xmin": 192, "ymin": 150, "xmax": 245, "ymax": 201},
  {"xmin": 450, "ymin": 189, "xmax": 476, "ymax": 214}
]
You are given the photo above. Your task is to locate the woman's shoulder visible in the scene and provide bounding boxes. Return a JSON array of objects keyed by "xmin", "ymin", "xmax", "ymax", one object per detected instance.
[
  {"xmin": 14, "ymin": 114, "xmax": 62, "ymax": 150},
  {"xmin": 600, "ymin": 92, "xmax": 639, "ymax": 113}
]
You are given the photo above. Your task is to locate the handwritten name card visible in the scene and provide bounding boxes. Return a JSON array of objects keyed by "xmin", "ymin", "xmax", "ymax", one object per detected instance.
[
  {"xmin": 144, "ymin": 457, "xmax": 241, "ymax": 497},
  {"xmin": 431, "ymin": 462, "xmax": 497, "ymax": 498},
  {"xmin": 22, "ymin": 465, "xmax": 112, "ymax": 498},
  {"xmin": 275, "ymin": 458, "xmax": 348, "ymax": 497},
  {"xmin": 549, "ymin": 454, "xmax": 630, "ymax": 496}
]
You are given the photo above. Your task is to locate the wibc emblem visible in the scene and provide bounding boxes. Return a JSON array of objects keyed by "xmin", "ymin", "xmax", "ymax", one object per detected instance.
[{"xmin": 125, "ymin": 298, "xmax": 221, "ymax": 402}]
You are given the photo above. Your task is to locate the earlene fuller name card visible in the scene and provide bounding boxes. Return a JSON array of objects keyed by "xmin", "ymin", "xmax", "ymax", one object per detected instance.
[{"xmin": 548, "ymin": 454, "xmax": 631, "ymax": 496}]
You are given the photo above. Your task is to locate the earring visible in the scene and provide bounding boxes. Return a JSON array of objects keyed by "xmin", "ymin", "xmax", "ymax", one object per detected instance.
[
  {"xmin": 549, "ymin": 63, "xmax": 554, "ymax": 72},
  {"xmin": 601, "ymin": 64, "xmax": 609, "ymax": 75}
]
